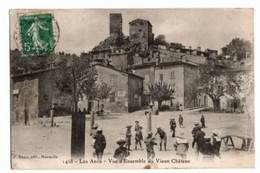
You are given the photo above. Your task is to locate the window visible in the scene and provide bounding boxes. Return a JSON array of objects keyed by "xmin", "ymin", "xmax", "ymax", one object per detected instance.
[
  {"xmin": 160, "ymin": 74, "xmax": 163, "ymax": 81},
  {"xmin": 109, "ymin": 92, "xmax": 115, "ymax": 102},
  {"xmin": 171, "ymin": 72, "xmax": 175, "ymax": 79},
  {"xmin": 110, "ymin": 75, "xmax": 116, "ymax": 85}
]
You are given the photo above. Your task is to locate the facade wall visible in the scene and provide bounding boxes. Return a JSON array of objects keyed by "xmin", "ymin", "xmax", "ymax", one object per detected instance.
[
  {"xmin": 13, "ymin": 76, "xmax": 39, "ymax": 124},
  {"xmin": 94, "ymin": 65, "xmax": 129, "ymax": 113},
  {"xmin": 159, "ymin": 50, "xmax": 207, "ymax": 65},
  {"xmin": 128, "ymin": 75, "xmax": 143, "ymax": 112},
  {"xmin": 154, "ymin": 65, "xmax": 185, "ymax": 108},
  {"xmin": 91, "ymin": 50, "xmax": 111, "ymax": 60},
  {"xmin": 184, "ymin": 64, "xmax": 198, "ymax": 108},
  {"xmin": 81, "ymin": 65, "xmax": 144, "ymax": 113},
  {"xmin": 38, "ymin": 71, "xmax": 57, "ymax": 117},
  {"xmin": 132, "ymin": 66, "xmax": 155, "ymax": 93},
  {"xmin": 196, "ymin": 93, "xmax": 209, "ymax": 107},
  {"xmin": 110, "ymin": 52, "xmax": 133, "ymax": 70}
]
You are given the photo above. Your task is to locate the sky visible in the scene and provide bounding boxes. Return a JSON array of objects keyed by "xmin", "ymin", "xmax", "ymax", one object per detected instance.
[{"xmin": 10, "ymin": 9, "xmax": 254, "ymax": 55}]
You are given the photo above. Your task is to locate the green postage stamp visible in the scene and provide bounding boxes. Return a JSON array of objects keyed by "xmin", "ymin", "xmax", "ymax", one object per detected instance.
[{"xmin": 19, "ymin": 13, "xmax": 55, "ymax": 56}]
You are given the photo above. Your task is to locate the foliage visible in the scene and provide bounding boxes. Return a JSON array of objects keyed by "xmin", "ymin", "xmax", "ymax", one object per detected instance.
[
  {"xmin": 196, "ymin": 59, "xmax": 252, "ymax": 111},
  {"xmin": 10, "ymin": 49, "xmax": 56, "ymax": 75},
  {"xmin": 196, "ymin": 60, "xmax": 229, "ymax": 110},
  {"xmin": 148, "ymin": 81, "xmax": 174, "ymax": 109},
  {"xmin": 54, "ymin": 53, "xmax": 97, "ymax": 113},
  {"xmin": 153, "ymin": 34, "xmax": 169, "ymax": 47},
  {"xmin": 92, "ymin": 81, "xmax": 112, "ymax": 112},
  {"xmin": 221, "ymin": 38, "xmax": 253, "ymax": 61},
  {"xmin": 92, "ymin": 81, "xmax": 111, "ymax": 101}
]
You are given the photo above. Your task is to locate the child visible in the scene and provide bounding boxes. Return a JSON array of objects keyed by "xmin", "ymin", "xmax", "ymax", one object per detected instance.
[
  {"xmin": 114, "ymin": 139, "xmax": 130, "ymax": 161},
  {"xmin": 135, "ymin": 126, "xmax": 143, "ymax": 150},
  {"xmin": 125, "ymin": 125, "xmax": 132, "ymax": 150},
  {"xmin": 144, "ymin": 131, "xmax": 157, "ymax": 162}
]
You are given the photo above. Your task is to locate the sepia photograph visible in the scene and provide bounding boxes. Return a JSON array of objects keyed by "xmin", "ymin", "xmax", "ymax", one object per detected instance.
[{"xmin": 9, "ymin": 9, "xmax": 254, "ymax": 169}]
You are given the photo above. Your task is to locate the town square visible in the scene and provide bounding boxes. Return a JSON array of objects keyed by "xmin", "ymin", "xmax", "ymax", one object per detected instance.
[{"xmin": 9, "ymin": 9, "xmax": 254, "ymax": 169}]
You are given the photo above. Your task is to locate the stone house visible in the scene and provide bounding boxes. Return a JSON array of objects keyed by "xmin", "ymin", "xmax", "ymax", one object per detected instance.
[
  {"xmin": 129, "ymin": 60, "xmax": 209, "ymax": 109},
  {"xmin": 11, "ymin": 68, "xmax": 70, "ymax": 124},
  {"xmin": 78, "ymin": 63, "xmax": 144, "ymax": 113}
]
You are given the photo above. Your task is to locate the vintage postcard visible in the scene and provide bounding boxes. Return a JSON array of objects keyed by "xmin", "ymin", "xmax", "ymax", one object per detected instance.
[{"xmin": 10, "ymin": 9, "xmax": 254, "ymax": 169}]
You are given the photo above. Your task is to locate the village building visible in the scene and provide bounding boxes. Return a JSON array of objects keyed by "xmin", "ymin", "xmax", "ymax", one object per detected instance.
[
  {"xmin": 128, "ymin": 59, "xmax": 209, "ymax": 110},
  {"xmin": 11, "ymin": 68, "xmax": 71, "ymax": 124},
  {"xmin": 78, "ymin": 62, "xmax": 144, "ymax": 113}
]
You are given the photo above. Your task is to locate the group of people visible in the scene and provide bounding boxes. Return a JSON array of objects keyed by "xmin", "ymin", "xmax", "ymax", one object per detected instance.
[
  {"xmin": 90, "ymin": 113, "xmax": 220, "ymax": 162},
  {"xmin": 191, "ymin": 122, "xmax": 221, "ymax": 161}
]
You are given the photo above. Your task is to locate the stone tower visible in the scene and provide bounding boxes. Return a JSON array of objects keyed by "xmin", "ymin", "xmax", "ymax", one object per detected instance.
[
  {"xmin": 110, "ymin": 13, "xmax": 123, "ymax": 37},
  {"xmin": 129, "ymin": 19, "xmax": 154, "ymax": 51}
]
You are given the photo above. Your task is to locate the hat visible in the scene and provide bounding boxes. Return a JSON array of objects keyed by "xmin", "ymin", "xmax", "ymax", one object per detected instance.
[
  {"xmin": 116, "ymin": 139, "xmax": 126, "ymax": 145},
  {"xmin": 212, "ymin": 130, "xmax": 219, "ymax": 136},
  {"xmin": 157, "ymin": 127, "xmax": 161, "ymax": 129},
  {"xmin": 92, "ymin": 123, "xmax": 98, "ymax": 128},
  {"xmin": 170, "ymin": 118, "xmax": 175, "ymax": 120},
  {"xmin": 147, "ymin": 131, "xmax": 153, "ymax": 136},
  {"xmin": 126, "ymin": 125, "xmax": 132, "ymax": 128},
  {"xmin": 97, "ymin": 127, "xmax": 103, "ymax": 132},
  {"xmin": 194, "ymin": 123, "xmax": 199, "ymax": 126},
  {"xmin": 135, "ymin": 121, "xmax": 139, "ymax": 123}
]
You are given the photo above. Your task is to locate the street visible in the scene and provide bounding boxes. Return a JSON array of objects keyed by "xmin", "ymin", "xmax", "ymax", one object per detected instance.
[{"xmin": 11, "ymin": 109, "xmax": 254, "ymax": 169}]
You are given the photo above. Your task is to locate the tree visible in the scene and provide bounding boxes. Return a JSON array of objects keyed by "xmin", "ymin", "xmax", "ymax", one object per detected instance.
[
  {"xmin": 92, "ymin": 81, "xmax": 111, "ymax": 113},
  {"xmin": 196, "ymin": 59, "xmax": 244, "ymax": 111},
  {"xmin": 221, "ymin": 38, "xmax": 253, "ymax": 61},
  {"xmin": 196, "ymin": 60, "xmax": 227, "ymax": 111},
  {"xmin": 154, "ymin": 34, "xmax": 169, "ymax": 47},
  {"xmin": 148, "ymin": 81, "xmax": 174, "ymax": 110},
  {"xmin": 54, "ymin": 54, "xmax": 97, "ymax": 115},
  {"xmin": 10, "ymin": 49, "xmax": 56, "ymax": 75}
]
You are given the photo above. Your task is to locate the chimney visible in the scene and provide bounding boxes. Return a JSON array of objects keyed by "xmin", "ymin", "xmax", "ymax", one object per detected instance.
[
  {"xmin": 188, "ymin": 46, "xmax": 192, "ymax": 50},
  {"xmin": 197, "ymin": 46, "xmax": 201, "ymax": 51}
]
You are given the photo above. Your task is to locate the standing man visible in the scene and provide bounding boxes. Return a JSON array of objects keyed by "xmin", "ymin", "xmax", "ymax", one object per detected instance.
[
  {"xmin": 155, "ymin": 127, "xmax": 167, "ymax": 151},
  {"xmin": 170, "ymin": 119, "xmax": 177, "ymax": 137},
  {"xmin": 195, "ymin": 126, "xmax": 206, "ymax": 155},
  {"xmin": 201, "ymin": 115, "xmax": 206, "ymax": 128},
  {"xmin": 125, "ymin": 125, "xmax": 132, "ymax": 150},
  {"xmin": 212, "ymin": 130, "xmax": 221, "ymax": 158},
  {"xmin": 94, "ymin": 128, "xmax": 106, "ymax": 161},
  {"xmin": 144, "ymin": 131, "xmax": 157, "ymax": 162},
  {"xmin": 135, "ymin": 126, "xmax": 143, "ymax": 150},
  {"xmin": 191, "ymin": 123, "xmax": 199, "ymax": 148},
  {"xmin": 178, "ymin": 115, "xmax": 184, "ymax": 128},
  {"xmin": 135, "ymin": 121, "xmax": 140, "ymax": 131},
  {"xmin": 114, "ymin": 139, "xmax": 130, "ymax": 161}
]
